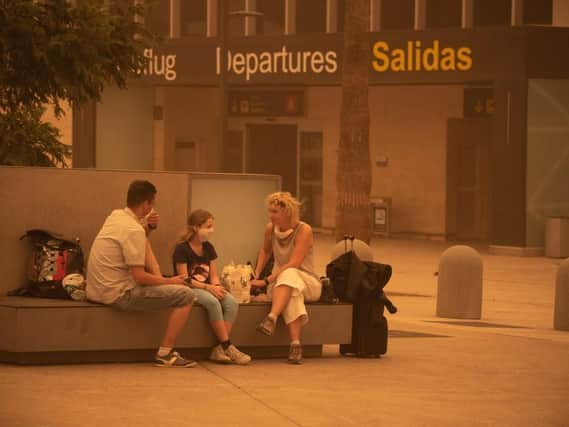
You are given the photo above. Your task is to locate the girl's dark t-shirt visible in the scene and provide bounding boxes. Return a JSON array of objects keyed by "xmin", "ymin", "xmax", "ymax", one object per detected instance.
[{"xmin": 172, "ymin": 241, "xmax": 218, "ymax": 284}]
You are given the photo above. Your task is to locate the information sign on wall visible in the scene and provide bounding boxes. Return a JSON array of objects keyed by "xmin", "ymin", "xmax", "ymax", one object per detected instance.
[{"xmin": 228, "ymin": 90, "xmax": 304, "ymax": 116}]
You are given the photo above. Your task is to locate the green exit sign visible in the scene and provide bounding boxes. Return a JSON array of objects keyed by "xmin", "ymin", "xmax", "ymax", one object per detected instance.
[{"xmin": 464, "ymin": 87, "xmax": 495, "ymax": 117}]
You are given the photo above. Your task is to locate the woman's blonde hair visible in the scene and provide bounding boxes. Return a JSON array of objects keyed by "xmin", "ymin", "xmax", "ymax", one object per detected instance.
[
  {"xmin": 265, "ymin": 192, "xmax": 301, "ymax": 224},
  {"xmin": 177, "ymin": 209, "xmax": 214, "ymax": 243}
]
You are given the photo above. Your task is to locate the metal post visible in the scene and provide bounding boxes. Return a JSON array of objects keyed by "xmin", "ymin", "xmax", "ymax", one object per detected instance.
[
  {"xmin": 414, "ymin": 0, "xmax": 426, "ymax": 30},
  {"xmin": 462, "ymin": 0, "xmax": 474, "ymax": 29},
  {"xmin": 218, "ymin": 0, "xmax": 228, "ymax": 172}
]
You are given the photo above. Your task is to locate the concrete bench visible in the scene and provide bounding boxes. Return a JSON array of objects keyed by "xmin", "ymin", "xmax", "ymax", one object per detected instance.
[
  {"xmin": 0, "ymin": 167, "xmax": 351, "ymax": 364},
  {"xmin": 0, "ymin": 297, "xmax": 352, "ymax": 364}
]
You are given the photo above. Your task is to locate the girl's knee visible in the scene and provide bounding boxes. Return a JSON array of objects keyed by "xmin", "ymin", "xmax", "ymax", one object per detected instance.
[
  {"xmin": 222, "ymin": 294, "xmax": 239, "ymax": 322},
  {"xmin": 222, "ymin": 293, "xmax": 238, "ymax": 308},
  {"xmin": 199, "ymin": 293, "xmax": 221, "ymax": 310}
]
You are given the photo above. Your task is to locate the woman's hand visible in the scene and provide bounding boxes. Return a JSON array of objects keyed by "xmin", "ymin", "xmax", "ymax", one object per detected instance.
[
  {"xmin": 250, "ymin": 278, "xmax": 271, "ymax": 288},
  {"xmin": 207, "ymin": 284, "xmax": 226, "ymax": 300}
]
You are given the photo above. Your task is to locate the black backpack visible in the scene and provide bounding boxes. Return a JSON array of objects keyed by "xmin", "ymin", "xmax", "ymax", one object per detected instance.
[{"xmin": 17, "ymin": 229, "xmax": 85, "ymax": 299}]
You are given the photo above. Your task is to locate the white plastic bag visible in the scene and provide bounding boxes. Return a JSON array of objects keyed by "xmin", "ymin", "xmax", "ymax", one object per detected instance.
[
  {"xmin": 62, "ymin": 273, "xmax": 87, "ymax": 301},
  {"xmin": 221, "ymin": 263, "xmax": 253, "ymax": 304}
]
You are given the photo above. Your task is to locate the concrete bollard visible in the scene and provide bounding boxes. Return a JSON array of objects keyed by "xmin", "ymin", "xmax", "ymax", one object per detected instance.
[
  {"xmin": 331, "ymin": 238, "xmax": 373, "ymax": 262},
  {"xmin": 554, "ymin": 258, "xmax": 569, "ymax": 331},
  {"xmin": 436, "ymin": 245, "xmax": 483, "ymax": 319}
]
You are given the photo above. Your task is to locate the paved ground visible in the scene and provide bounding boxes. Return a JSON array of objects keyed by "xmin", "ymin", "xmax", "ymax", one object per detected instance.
[{"xmin": 1, "ymin": 235, "xmax": 568, "ymax": 427}]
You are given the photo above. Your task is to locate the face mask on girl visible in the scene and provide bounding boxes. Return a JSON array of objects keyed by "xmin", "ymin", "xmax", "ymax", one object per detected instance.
[{"xmin": 197, "ymin": 227, "xmax": 214, "ymax": 242}]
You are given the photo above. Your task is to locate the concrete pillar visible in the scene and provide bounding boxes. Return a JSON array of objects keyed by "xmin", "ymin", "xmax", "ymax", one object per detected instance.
[
  {"xmin": 436, "ymin": 245, "xmax": 483, "ymax": 319},
  {"xmin": 331, "ymin": 239, "xmax": 373, "ymax": 262},
  {"xmin": 554, "ymin": 258, "xmax": 569, "ymax": 331}
]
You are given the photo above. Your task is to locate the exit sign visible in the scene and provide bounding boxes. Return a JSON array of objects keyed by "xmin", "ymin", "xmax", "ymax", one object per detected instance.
[
  {"xmin": 228, "ymin": 90, "xmax": 304, "ymax": 117},
  {"xmin": 464, "ymin": 87, "xmax": 495, "ymax": 117}
]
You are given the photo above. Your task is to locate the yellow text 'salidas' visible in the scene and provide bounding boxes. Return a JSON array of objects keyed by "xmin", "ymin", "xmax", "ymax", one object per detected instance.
[{"xmin": 372, "ymin": 40, "xmax": 472, "ymax": 72}]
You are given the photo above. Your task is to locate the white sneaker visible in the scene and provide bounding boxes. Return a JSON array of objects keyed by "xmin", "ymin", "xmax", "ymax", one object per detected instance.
[
  {"xmin": 225, "ymin": 344, "xmax": 251, "ymax": 365},
  {"xmin": 209, "ymin": 344, "xmax": 232, "ymax": 363}
]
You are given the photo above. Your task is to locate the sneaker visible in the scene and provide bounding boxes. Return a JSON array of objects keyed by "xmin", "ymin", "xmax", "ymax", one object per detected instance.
[
  {"xmin": 224, "ymin": 344, "xmax": 251, "ymax": 365},
  {"xmin": 288, "ymin": 343, "xmax": 303, "ymax": 364},
  {"xmin": 154, "ymin": 350, "xmax": 197, "ymax": 368},
  {"xmin": 209, "ymin": 344, "xmax": 232, "ymax": 364},
  {"xmin": 256, "ymin": 315, "xmax": 276, "ymax": 336}
]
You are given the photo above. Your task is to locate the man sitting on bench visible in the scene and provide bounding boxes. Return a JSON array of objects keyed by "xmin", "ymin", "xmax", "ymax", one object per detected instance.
[{"xmin": 86, "ymin": 180, "xmax": 197, "ymax": 368}]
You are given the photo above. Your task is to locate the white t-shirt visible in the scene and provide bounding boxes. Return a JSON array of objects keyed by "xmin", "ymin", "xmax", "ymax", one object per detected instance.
[{"xmin": 86, "ymin": 208, "xmax": 146, "ymax": 304}]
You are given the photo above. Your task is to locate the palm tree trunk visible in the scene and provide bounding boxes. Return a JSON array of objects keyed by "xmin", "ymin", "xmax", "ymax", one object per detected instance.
[{"xmin": 335, "ymin": 0, "xmax": 371, "ymax": 243}]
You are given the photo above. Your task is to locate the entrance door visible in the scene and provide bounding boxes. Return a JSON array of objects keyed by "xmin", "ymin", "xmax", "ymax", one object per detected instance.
[
  {"xmin": 246, "ymin": 124, "xmax": 297, "ymax": 194},
  {"xmin": 446, "ymin": 118, "xmax": 492, "ymax": 241}
]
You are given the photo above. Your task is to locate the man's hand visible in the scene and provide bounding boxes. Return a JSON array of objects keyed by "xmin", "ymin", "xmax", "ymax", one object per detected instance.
[
  {"xmin": 168, "ymin": 274, "xmax": 187, "ymax": 285},
  {"xmin": 131, "ymin": 269, "xmax": 186, "ymax": 287},
  {"xmin": 147, "ymin": 210, "xmax": 160, "ymax": 230}
]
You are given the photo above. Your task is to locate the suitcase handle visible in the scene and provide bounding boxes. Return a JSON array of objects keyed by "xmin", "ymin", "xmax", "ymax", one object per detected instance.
[{"xmin": 343, "ymin": 234, "xmax": 355, "ymax": 252}]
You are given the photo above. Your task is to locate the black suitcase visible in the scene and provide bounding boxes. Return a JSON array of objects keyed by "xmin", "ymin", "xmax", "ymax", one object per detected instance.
[
  {"xmin": 340, "ymin": 288, "xmax": 388, "ymax": 357},
  {"xmin": 327, "ymin": 235, "xmax": 395, "ymax": 358}
]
